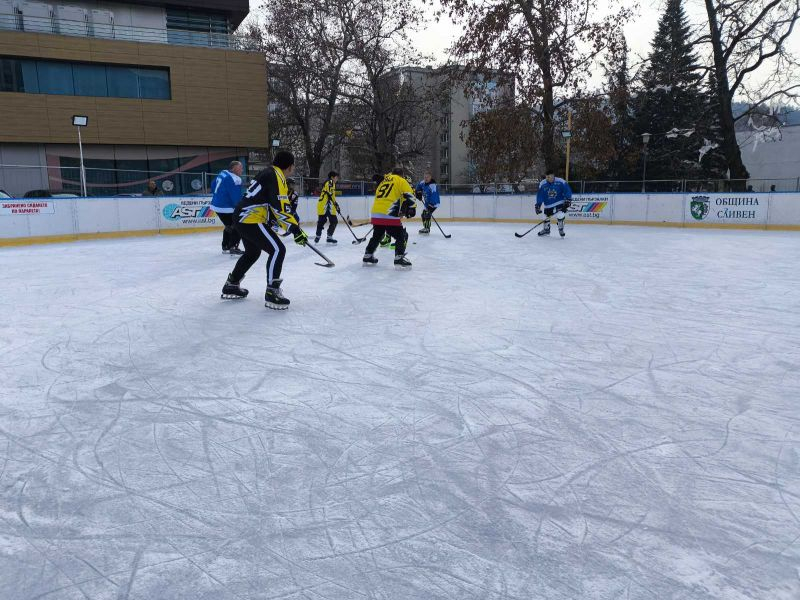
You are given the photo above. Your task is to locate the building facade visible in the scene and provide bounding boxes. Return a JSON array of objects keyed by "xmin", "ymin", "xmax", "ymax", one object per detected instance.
[
  {"xmin": 737, "ymin": 125, "xmax": 800, "ymax": 191},
  {"xmin": 386, "ymin": 66, "xmax": 511, "ymax": 187},
  {"xmin": 0, "ymin": 0, "xmax": 267, "ymax": 197}
]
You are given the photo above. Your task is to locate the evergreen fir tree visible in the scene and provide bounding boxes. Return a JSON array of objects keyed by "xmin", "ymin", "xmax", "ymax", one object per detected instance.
[
  {"xmin": 633, "ymin": 0, "xmax": 708, "ymax": 181},
  {"xmin": 697, "ymin": 70, "xmax": 728, "ymax": 179},
  {"xmin": 604, "ymin": 35, "xmax": 637, "ymax": 179}
]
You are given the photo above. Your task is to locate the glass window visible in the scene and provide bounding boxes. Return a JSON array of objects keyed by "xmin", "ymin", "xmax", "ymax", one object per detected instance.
[
  {"xmin": 20, "ymin": 60, "xmax": 38, "ymax": 93},
  {"xmin": 136, "ymin": 68, "xmax": 170, "ymax": 99},
  {"xmin": 106, "ymin": 65, "xmax": 139, "ymax": 98},
  {"xmin": 37, "ymin": 61, "xmax": 74, "ymax": 95},
  {"xmin": 0, "ymin": 57, "xmax": 169, "ymax": 100},
  {"xmin": 73, "ymin": 63, "xmax": 107, "ymax": 97},
  {"xmin": 167, "ymin": 8, "xmax": 230, "ymax": 48},
  {"xmin": 0, "ymin": 58, "xmax": 22, "ymax": 92}
]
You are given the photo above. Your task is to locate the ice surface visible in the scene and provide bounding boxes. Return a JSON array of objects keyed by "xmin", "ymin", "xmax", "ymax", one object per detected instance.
[{"xmin": 1, "ymin": 223, "xmax": 799, "ymax": 599}]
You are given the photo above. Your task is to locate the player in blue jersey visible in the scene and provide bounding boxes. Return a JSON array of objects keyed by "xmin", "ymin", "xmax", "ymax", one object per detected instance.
[
  {"xmin": 535, "ymin": 169, "xmax": 572, "ymax": 237},
  {"xmin": 415, "ymin": 170, "xmax": 441, "ymax": 234},
  {"xmin": 210, "ymin": 161, "xmax": 245, "ymax": 254}
]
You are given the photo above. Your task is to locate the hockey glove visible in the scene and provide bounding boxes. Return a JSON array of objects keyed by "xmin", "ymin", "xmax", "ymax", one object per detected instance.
[
  {"xmin": 292, "ymin": 228, "xmax": 309, "ymax": 246},
  {"xmin": 535, "ymin": 204, "xmax": 542, "ymax": 215},
  {"xmin": 401, "ymin": 195, "xmax": 417, "ymax": 218}
]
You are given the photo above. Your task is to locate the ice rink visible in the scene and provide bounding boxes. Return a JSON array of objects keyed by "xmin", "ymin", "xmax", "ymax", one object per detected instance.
[{"xmin": 1, "ymin": 222, "xmax": 799, "ymax": 599}]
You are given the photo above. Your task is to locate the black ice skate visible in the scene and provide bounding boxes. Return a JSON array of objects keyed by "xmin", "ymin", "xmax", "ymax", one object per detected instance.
[
  {"xmin": 221, "ymin": 274, "xmax": 248, "ymax": 299},
  {"xmin": 419, "ymin": 227, "xmax": 430, "ymax": 234},
  {"xmin": 394, "ymin": 255, "xmax": 412, "ymax": 270},
  {"xmin": 362, "ymin": 253, "xmax": 378, "ymax": 266},
  {"xmin": 228, "ymin": 246, "xmax": 244, "ymax": 255},
  {"xmin": 314, "ymin": 236, "xmax": 320, "ymax": 243},
  {"xmin": 559, "ymin": 228, "xmax": 565, "ymax": 238},
  {"xmin": 264, "ymin": 279, "xmax": 290, "ymax": 310},
  {"xmin": 538, "ymin": 225, "xmax": 551, "ymax": 236},
  {"xmin": 326, "ymin": 237, "xmax": 338, "ymax": 244}
]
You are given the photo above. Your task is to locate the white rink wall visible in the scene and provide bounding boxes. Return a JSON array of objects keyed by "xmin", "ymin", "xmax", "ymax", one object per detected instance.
[{"xmin": 1, "ymin": 192, "xmax": 799, "ymax": 242}]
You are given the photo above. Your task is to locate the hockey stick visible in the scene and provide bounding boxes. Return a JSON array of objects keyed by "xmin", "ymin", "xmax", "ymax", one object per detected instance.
[
  {"xmin": 338, "ymin": 208, "xmax": 362, "ymax": 243},
  {"xmin": 514, "ymin": 218, "xmax": 549, "ymax": 238},
  {"xmin": 430, "ymin": 213, "xmax": 451, "ymax": 239},
  {"xmin": 353, "ymin": 226, "xmax": 373, "ymax": 244},
  {"xmin": 306, "ymin": 242, "xmax": 335, "ymax": 268}
]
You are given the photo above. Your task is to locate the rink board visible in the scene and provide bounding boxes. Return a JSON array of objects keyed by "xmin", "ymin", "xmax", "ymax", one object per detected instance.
[{"xmin": 1, "ymin": 192, "xmax": 799, "ymax": 245}]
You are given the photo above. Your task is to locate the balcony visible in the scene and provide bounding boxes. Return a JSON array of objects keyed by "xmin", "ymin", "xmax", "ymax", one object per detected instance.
[{"xmin": 0, "ymin": 7, "xmax": 236, "ymax": 49}]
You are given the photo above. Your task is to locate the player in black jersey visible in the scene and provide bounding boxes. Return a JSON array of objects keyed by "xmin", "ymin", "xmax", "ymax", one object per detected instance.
[{"xmin": 220, "ymin": 151, "xmax": 308, "ymax": 310}]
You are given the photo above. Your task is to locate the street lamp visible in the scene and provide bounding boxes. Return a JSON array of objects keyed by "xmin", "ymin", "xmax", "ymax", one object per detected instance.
[
  {"xmin": 561, "ymin": 127, "xmax": 573, "ymax": 181},
  {"xmin": 72, "ymin": 115, "xmax": 88, "ymax": 197},
  {"xmin": 561, "ymin": 110, "xmax": 573, "ymax": 181},
  {"xmin": 641, "ymin": 132, "xmax": 651, "ymax": 193}
]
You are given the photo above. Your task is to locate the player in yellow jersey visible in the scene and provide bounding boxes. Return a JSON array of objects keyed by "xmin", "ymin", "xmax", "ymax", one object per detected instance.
[
  {"xmin": 220, "ymin": 151, "xmax": 309, "ymax": 310},
  {"xmin": 314, "ymin": 171, "xmax": 339, "ymax": 244},
  {"xmin": 362, "ymin": 166, "xmax": 417, "ymax": 269}
]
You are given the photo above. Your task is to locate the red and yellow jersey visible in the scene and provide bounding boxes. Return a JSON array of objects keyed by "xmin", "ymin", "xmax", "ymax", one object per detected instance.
[
  {"xmin": 235, "ymin": 166, "xmax": 298, "ymax": 231},
  {"xmin": 370, "ymin": 174, "xmax": 415, "ymax": 226},
  {"xmin": 317, "ymin": 180, "xmax": 337, "ymax": 216}
]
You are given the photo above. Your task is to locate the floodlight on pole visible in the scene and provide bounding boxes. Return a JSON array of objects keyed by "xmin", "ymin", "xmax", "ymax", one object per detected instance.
[
  {"xmin": 72, "ymin": 115, "xmax": 89, "ymax": 197},
  {"xmin": 641, "ymin": 132, "xmax": 651, "ymax": 192}
]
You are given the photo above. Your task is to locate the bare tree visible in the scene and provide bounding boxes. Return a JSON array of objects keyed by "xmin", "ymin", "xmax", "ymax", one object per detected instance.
[
  {"xmin": 238, "ymin": 1, "xmax": 356, "ymax": 180},
  {"xmin": 699, "ymin": 0, "xmax": 800, "ymax": 180},
  {"xmin": 464, "ymin": 101, "xmax": 541, "ymax": 183},
  {"xmin": 342, "ymin": 0, "xmax": 437, "ymax": 175},
  {"xmin": 437, "ymin": 0, "xmax": 633, "ymax": 170}
]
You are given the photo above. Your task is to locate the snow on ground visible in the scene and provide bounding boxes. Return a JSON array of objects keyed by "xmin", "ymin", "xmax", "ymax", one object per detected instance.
[{"xmin": 0, "ymin": 223, "xmax": 799, "ymax": 599}]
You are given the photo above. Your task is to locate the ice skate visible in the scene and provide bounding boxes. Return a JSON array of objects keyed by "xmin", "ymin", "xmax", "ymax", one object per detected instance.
[
  {"xmin": 538, "ymin": 224, "xmax": 551, "ymax": 237},
  {"xmin": 326, "ymin": 237, "xmax": 338, "ymax": 244},
  {"xmin": 228, "ymin": 246, "xmax": 244, "ymax": 255},
  {"xmin": 264, "ymin": 279, "xmax": 290, "ymax": 310},
  {"xmin": 362, "ymin": 253, "xmax": 378, "ymax": 266},
  {"xmin": 394, "ymin": 255, "xmax": 412, "ymax": 270},
  {"xmin": 221, "ymin": 274, "xmax": 248, "ymax": 299}
]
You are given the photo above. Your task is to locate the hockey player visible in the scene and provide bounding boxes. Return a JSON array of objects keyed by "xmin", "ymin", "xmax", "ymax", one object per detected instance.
[
  {"xmin": 415, "ymin": 170, "xmax": 441, "ymax": 234},
  {"xmin": 210, "ymin": 160, "xmax": 244, "ymax": 255},
  {"xmin": 220, "ymin": 151, "xmax": 309, "ymax": 310},
  {"xmin": 535, "ymin": 169, "xmax": 572, "ymax": 237},
  {"xmin": 315, "ymin": 171, "xmax": 339, "ymax": 244},
  {"xmin": 363, "ymin": 167, "xmax": 416, "ymax": 269}
]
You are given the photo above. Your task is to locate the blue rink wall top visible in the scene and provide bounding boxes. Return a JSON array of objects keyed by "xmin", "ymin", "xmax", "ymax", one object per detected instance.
[{"xmin": 1, "ymin": 192, "xmax": 799, "ymax": 244}]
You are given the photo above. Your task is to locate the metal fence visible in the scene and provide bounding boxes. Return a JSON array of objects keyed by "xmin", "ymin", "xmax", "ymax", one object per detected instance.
[
  {"xmin": 0, "ymin": 11, "xmax": 236, "ymax": 49},
  {"xmin": 1, "ymin": 164, "xmax": 798, "ymax": 199}
]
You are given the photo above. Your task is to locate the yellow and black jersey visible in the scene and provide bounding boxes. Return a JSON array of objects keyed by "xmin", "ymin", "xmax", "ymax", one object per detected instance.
[
  {"xmin": 235, "ymin": 166, "xmax": 299, "ymax": 231},
  {"xmin": 317, "ymin": 180, "xmax": 337, "ymax": 216},
  {"xmin": 370, "ymin": 174, "xmax": 415, "ymax": 226}
]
